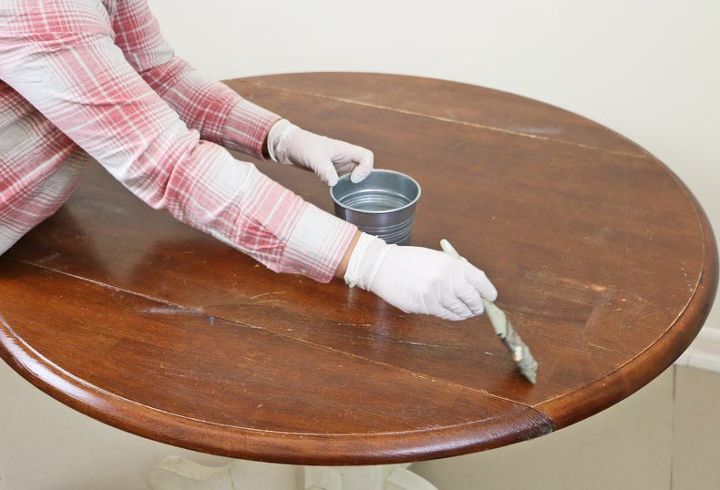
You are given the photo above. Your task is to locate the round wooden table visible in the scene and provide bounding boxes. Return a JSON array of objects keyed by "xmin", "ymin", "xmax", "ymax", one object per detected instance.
[{"xmin": 0, "ymin": 74, "xmax": 717, "ymax": 474}]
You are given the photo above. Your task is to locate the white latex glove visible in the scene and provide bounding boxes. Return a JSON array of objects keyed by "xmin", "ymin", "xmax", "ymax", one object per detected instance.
[
  {"xmin": 344, "ymin": 233, "xmax": 498, "ymax": 321},
  {"xmin": 267, "ymin": 119, "xmax": 374, "ymax": 186}
]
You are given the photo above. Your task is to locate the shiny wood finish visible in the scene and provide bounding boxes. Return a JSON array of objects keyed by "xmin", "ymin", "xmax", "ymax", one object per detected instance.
[{"xmin": 0, "ymin": 73, "xmax": 716, "ymax": 465}]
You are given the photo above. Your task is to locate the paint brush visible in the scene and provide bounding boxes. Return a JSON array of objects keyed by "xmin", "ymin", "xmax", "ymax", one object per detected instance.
[{"xmin": 440, "ymin": 239, "xmax": 538, "ymax": 384}]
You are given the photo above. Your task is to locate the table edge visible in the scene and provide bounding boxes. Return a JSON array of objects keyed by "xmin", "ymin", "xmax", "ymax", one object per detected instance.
[
  {"xmin": 534, "ymin": 161, "xmax": 719, "ymax": 427},
  {"xmin": 0, "ymin": 317, "xmax": 553, "ymax": 464}
]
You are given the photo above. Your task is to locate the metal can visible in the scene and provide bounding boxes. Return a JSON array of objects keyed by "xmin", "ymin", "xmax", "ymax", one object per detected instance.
[{"xmin": 330, "ymin": 169, "xmax": 421, "ymax": 245}]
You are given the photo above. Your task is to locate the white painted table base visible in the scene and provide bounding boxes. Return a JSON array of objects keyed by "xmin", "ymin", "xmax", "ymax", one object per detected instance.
[{"xmin": 149, "ymin": 456, "xmax": 439, "ymax": 490}]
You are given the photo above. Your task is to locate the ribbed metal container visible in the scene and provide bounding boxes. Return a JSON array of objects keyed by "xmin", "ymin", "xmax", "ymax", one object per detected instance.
[{"xmin": 330, "ymin": 169, "xmax": 421, "ymax": 245}]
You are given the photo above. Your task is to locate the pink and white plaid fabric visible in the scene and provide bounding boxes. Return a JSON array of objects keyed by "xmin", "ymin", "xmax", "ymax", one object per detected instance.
[{"xmin": 0, "ymin": 0, "xmax": 356, "ymax": 282}]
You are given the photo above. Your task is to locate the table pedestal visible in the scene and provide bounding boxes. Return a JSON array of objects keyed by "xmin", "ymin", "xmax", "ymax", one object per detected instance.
[{"xmin": 149, "ymin": 456, "xmax": 438, "ymax": 490}]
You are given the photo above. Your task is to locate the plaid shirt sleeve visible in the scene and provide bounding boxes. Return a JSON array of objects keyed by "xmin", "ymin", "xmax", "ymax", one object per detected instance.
[
  {"xmin": 0, "ymin": 0, "xmax": 356, "ymax": 282},
  {"xmin": 111, "ymin": 0, "xmax": 279, "ymax": 160}
]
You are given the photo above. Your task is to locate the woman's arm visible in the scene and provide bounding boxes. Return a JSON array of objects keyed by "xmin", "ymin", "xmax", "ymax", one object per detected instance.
[
  {"xmin": 112, "ymin": 0, "xmax": 279, "ymax": 159},
  {"xmin": 112, "ymin": 0, "xmax": 373, "ymax": 184},
  {"xmin": 0, "ymin": 0, "xmax": 356, "ymax": 282}
]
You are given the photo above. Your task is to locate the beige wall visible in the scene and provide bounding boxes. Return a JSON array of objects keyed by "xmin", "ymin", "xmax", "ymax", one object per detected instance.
[{"xmin": 149, "ymin": 0, "xmax": 720, "ymax": 331}]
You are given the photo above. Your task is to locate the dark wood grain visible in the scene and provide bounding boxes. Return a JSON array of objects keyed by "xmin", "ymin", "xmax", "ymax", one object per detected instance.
[
  {"xmin": 237, "ymin": 72, "xmax": 647, "ymax": 157},
  {"xmin": 0, "ymin": 73, "xmax": 716, "ymax": 464}
]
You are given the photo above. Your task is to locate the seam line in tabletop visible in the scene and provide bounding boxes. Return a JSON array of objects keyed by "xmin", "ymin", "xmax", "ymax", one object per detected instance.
[
  {"xmin": 5, "ymin": 256, "xmax": 545, "ymax": 413},
  {"xmin": 0, "ymin": 308, "xmax": 552, "ymax": 439},
  {"xmin": 239, "ymin": 80, "xmax": 648, "ymax": 159}
]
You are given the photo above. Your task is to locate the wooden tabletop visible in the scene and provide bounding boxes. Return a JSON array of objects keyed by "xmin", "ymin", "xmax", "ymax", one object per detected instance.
[{"xmin": 0, "ymin": 73, "xmax": 716, "ymax": 465}]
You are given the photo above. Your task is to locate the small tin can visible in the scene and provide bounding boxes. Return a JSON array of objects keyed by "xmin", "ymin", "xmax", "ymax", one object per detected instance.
[{"xmin": 330, "ymin": 169, "xmax": 421, "ymax": 245}]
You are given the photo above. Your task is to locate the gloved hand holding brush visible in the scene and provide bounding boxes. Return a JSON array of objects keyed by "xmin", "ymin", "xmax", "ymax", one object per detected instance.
[{"xmin": 342, "ymin": 232, "xmax": 498, "ymax": 321}]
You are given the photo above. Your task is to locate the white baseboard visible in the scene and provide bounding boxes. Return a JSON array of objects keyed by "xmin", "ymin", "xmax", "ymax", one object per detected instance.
[{"xmin": 675, "ymin": 327, "xmax": 720, "ymax": 373}]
